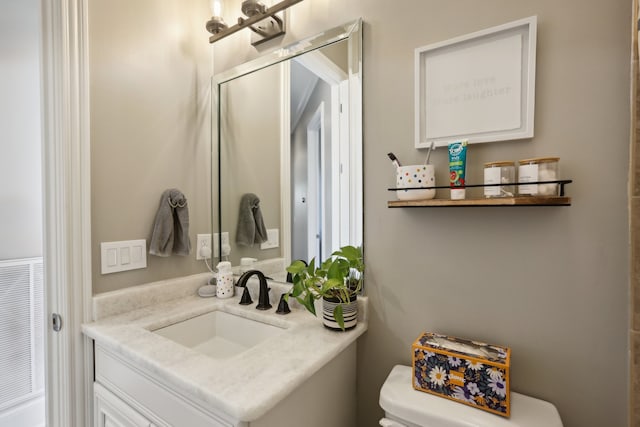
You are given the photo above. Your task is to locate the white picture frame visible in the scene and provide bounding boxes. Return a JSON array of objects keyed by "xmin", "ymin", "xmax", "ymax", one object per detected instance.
[{"xmin": 415, "ymin": 16, "xmax": 537, "ymax": 148}]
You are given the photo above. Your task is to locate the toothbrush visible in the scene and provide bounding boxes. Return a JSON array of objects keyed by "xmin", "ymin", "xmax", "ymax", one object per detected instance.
[
  {"xmin": 424, "ymin": 141, "xmax": 435, "ymax": 165},
  {"xmin": 387, "ymin": 152, "xmax": 402, "ymax": 168}
]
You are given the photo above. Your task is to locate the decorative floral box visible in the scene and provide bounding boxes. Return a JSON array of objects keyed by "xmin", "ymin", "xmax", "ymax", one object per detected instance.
[{"xmin": 412, "ymin": 332, "xmax": 511, "ymax": 417}]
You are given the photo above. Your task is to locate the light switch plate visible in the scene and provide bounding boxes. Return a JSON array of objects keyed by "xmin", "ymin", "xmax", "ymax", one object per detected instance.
[
  {"xmin": 101, "ymin": 239, "xmax": 147, "ymax": 274},
  {"xmin": 261, "ymin": 229, "xmax": 279, "ymax": 250}
]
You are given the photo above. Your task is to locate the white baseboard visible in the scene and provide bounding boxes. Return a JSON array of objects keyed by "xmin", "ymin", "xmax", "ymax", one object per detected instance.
[{"xmin": 0, "ymin": 395, "xmax": 45, "ymax": 427}]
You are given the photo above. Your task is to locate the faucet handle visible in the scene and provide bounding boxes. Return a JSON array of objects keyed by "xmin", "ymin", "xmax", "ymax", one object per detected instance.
[
  {"xmin": 276, "ymin": 293, "xmax": 291, "ymax": 314},
  {"xmin": 239, "ymin": 286, "xmax": 253, "ymax": 305}
]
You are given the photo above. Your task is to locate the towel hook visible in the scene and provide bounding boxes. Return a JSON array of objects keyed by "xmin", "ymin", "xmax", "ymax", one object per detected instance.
[{"xmin": 168, "ymin": 197, "xmax": 186, "ymax": 208}]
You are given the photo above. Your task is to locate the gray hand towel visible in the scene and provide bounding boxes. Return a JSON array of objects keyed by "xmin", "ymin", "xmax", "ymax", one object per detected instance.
[
  {"xmin": 236, "ymin": 193, "xmax": 268, "ymax": 247},
  {"xmin": 149, "ymin": 189, "xmax": 191, "ymax": 257}
]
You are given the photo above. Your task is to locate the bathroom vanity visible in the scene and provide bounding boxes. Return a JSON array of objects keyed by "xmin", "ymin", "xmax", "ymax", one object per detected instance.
[{"xmin": 83, "ymin": 273, "xmax": 367, "ymax": 427}]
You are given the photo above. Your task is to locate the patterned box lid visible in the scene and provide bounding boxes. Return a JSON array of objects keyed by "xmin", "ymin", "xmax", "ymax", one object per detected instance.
[{"xmin": 415, "ymin": 332, "xmax": 510, "ymax": 367}]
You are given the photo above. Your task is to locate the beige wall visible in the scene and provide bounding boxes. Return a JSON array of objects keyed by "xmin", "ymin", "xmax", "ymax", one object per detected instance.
[
  {"xmin": 89, "ymin": 0, "xmax": 213, "ymax": 293},
  {"xmin": 213, "ymin": 1, "xmax": 630, "ymax": 426},
  {"xmin": 631, "ymin": 0, "xmax": 639, "ymax": 424},
  {"xmin": 88, "ymin": 0, "xmax": 632, "ymax": 426}
]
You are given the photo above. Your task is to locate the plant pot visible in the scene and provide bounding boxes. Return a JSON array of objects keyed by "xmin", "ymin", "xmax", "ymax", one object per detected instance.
[{"xmin": 322, "ymin": 294, "xmax": 358, "ymax": 331}]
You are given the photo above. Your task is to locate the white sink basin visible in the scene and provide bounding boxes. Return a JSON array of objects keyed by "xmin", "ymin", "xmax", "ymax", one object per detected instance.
[{"xmin": 152, "ymin": 310, "xmax": 285, "ymax": 359}]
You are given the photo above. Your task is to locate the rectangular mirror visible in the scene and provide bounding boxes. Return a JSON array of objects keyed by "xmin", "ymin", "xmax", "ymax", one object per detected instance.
[{"xmin": 213, "ymin": 19, "xmax": 362, "ymax": 281}]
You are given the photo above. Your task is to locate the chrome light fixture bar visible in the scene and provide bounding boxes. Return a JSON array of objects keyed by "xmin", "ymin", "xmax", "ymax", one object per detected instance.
[{"xmin": 206, "ymin": 0, "xmax": 305, "ymax": 46}]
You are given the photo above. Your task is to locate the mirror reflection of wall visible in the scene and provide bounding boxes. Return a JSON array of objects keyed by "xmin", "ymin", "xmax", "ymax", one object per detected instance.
[
  {"xmin": 215, "ymin": 20, "xmax": 362, "ymax": 280},
  {"xmin": 220, "ymin": 64, "xmax": 282, "ymax": 266}
]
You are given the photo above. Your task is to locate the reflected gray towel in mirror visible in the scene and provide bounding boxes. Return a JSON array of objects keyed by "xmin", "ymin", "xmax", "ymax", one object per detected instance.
[
  {"xmin": 236, "ymin": 193, "xmax": 268, "ymax": 247},
  {"xmin": 149, "ymin": 189, "xmax": 191, "ymax": 257}
]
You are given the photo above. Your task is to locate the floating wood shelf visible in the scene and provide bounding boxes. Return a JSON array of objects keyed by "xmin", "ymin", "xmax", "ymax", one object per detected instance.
[
  {"xmin": 387, "ymin": 180, "xmax": 573, "ymax": 208},
  {"xmin": 388, "ymin": 196, "xmax": 571, "ymax": 208}
]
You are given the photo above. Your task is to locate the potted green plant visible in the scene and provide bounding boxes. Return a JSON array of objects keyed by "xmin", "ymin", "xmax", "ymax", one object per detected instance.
[{"xmin": 285, "ymin": 245, "xmax": 363, "ymax": 331}]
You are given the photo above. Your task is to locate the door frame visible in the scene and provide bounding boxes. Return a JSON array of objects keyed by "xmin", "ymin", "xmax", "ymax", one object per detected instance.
[
  {"xmin": 40, "ymin": 0, "xmax": 93, "ymax": 426},
  {"xmin": 305, "ymin": 103, "xmax": 324, "ymax": 260}
]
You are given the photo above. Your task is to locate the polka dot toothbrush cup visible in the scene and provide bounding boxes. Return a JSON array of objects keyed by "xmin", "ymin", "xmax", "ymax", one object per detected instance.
[{"xmin": 396, "ymin": 164, "xmax": 436, "ymax": 201}]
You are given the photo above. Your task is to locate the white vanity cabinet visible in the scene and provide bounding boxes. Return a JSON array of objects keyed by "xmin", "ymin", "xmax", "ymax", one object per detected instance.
[
  {"xmin": 94, "ymin": 345, "xmax": 235, "ymax": 427},
  {"xmin": 94, "ymin": 383, "xmax": 152, "ymax": 427},
  {"xmin": 93, "ymin": 342, "xmax": 357, "ymax": 427},
  {"xmin": 84, "ymin": 276, "xmax": 366, "ymax": 427}
]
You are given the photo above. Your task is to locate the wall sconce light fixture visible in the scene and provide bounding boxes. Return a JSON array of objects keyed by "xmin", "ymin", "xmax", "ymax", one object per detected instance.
[{"xmin": 206, "ymin": 0, "xmax": 304, "ymax": 46}]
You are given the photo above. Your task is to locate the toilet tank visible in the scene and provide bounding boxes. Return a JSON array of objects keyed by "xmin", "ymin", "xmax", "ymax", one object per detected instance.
[{"xmin": 379, "ymin": 365, "xmax": 563, "ymax": 427}]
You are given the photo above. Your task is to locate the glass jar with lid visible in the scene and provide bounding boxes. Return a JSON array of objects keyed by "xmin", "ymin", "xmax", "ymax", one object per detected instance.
[
  {"xmin": 517, "ymin": 157, "xmax": 560, "ymax": 196},
  {"xmin": 483, "ymin": 161, "xmax": 516, "ymax": 198}
]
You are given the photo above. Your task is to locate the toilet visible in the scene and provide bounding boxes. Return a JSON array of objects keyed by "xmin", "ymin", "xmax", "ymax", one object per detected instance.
[{"xmin": 379, "ymin": 365, "xmax": 563, "ymax": 427}]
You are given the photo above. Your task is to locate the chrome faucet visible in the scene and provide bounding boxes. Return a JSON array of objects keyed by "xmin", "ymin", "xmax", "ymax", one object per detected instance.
[{"xmin": 236, "ymin": 269, "xmax": 272, "ymax": 310}]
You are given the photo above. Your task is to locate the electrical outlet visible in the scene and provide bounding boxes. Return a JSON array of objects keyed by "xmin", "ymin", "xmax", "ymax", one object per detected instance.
[
  {"xmin": 196, "ymin": 234, "xmax": 212, "ymax": 260},
  {"xmin": 213, "ymin": 232, "xmax": 230, "ymax": 257},
  {"xmin": 260, "ymin": 229, "xmax": 279, "ymax": 250}
]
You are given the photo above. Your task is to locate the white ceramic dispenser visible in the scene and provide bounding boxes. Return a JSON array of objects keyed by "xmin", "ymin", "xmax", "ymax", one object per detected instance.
[{"xmin": 216, "ymin": 261, "xmax": 234, "ymax": 299}]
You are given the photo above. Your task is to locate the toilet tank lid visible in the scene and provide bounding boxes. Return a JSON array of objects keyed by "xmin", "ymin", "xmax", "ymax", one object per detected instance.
[{"xmin": 379, "ymin": 365, "xmax": 563, "ymax": 427}]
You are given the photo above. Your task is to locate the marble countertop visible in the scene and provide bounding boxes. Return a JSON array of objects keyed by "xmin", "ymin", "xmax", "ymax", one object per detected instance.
[{"xmin": 83, "ymin": 273, "xmax": 367, "ymax": 422}]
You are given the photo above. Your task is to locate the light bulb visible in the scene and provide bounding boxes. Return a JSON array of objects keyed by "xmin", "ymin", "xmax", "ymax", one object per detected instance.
[
  {"xmin": 205, "ymin": 0, "xmax": 228, "ymax": 35},
  {"xmin": 211, "ymin": 0, "xmax": 222, "ymax": 16}
]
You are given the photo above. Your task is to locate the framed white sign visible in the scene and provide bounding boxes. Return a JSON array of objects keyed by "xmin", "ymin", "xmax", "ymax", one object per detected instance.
[{"xmin": 415, "ymin": 16, "xmax": 537, "ymax": 148}]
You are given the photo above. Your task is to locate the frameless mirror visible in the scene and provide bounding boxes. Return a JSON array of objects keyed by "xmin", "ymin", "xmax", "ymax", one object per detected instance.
[{"xmin": 214, "ymin": 19, "xmax": 362, "ymax": 282}]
